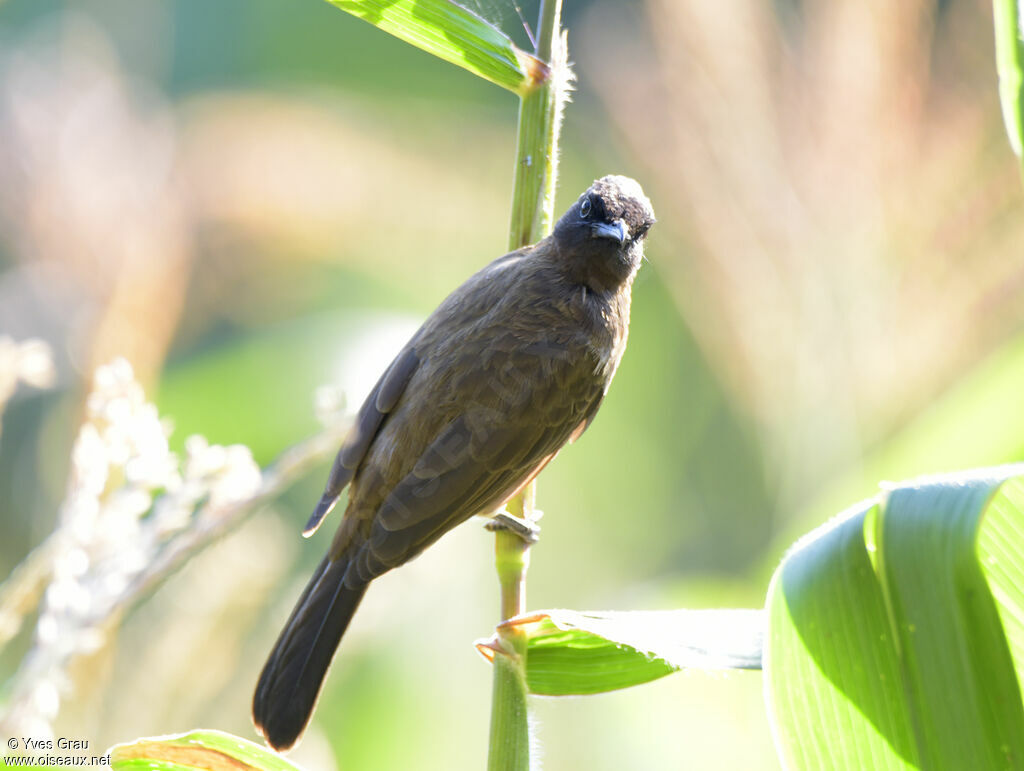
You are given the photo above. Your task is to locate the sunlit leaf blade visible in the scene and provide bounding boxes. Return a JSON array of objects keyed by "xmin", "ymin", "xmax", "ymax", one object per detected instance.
[
  {"xmin": 993, "ymin": 0, "xmax": 1024, "ymax": 166},
  {"xmin": 109, "ymin": 730, "xmax": 304, "ymax": 771},
  {"xmin": 977, "ymin": 479, "xmax": 1024, "ymax": 712},
  {"xmin": 325, "ymin": 0, "xmax": 547, "ymax": 95},
  {"xmin": 766, "ymin": 499, "xmax": 914, "ymax": 770},
  {"xmin": 478, "ymin": 608, "xmax": 763, "ymax": 695},
  {"xmin": 765, "ymin": 465, "xmax": 1024, "ymax": 771},
  {"xmin": 519, "ymin": 615, "xmax": 677, "ymax": 696}
]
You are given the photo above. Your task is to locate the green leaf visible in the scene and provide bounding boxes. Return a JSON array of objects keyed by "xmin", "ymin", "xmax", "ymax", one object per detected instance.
[
  {"xmin": 765, "ymin": 465, "xmax": 1024, "ymax": 770},
  {"xmin": 109, "ymin": 729, "xmax": 304, "ymax": 771},
  {"xmin": 478, "ymin": 608, "xmax": 763, "ymax": 696},
  {"xmin": 324, "ymin": 0, "xmax": 548, "ymax": 95},
  {"xmin": 978, "ymin": 478, "xmax": 1024, "ymax": 715},
  {"xmin": 993, "ymin": 0, "xmax": 1024, "ymax": 167}
]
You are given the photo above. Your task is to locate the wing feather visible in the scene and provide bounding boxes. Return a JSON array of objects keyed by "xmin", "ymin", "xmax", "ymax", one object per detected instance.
[
  {"xmin": 303, "ymin": 346, "xmax": 420, "ymax": 536},
  {"xmin": 355, "ymin": 373, "xmax": 602, "ymax": 574}
]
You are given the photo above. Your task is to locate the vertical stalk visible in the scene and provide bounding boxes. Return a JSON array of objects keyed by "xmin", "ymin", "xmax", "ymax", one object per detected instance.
[
  {"xmin": 507, "ymin": 0, "xmax": 566, "ymax": 251},
  {"xmin": 488, "ymin": 489, "xmax": 532, "ymax": 771},
  {"xmin": 992, "ymin": 0, "xmax": 1024, "ymax": 177},
  {"xmin": 488, "ymin": 2, "xmax": 566, "ymax": 770}
]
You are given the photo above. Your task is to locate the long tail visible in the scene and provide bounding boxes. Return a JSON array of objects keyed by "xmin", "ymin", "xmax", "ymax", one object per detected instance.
[{"xmin": 253, "ymin": 554, "xmax": 369, "ymax": 751}]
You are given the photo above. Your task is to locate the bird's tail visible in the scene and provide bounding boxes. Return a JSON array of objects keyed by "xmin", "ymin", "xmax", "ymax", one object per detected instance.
[{"xmin": 252, "ymin": 553, "xmax": 368, "ymax": 751}]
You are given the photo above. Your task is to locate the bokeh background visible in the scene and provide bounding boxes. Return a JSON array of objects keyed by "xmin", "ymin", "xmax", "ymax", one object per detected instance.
[{"xmin": 1, "ymin": 0, "xmax": 1023, "ymax": 768}]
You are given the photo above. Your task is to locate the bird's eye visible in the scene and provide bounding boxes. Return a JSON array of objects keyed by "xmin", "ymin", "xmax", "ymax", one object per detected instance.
[{"xmin": 580, "ymin": 197, "xmax": 592, "ymax": 218}]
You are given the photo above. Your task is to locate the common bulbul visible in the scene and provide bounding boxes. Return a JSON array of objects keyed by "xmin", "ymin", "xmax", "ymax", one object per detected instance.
[{"xmin": 253, "ymin": 175, "xmax": 656, "ymax": 750}]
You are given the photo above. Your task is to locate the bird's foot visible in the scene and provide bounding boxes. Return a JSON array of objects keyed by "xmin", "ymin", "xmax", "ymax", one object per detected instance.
[{"xmin": 486, "ymin": 511, "xmax": 542, "ymax": 544}]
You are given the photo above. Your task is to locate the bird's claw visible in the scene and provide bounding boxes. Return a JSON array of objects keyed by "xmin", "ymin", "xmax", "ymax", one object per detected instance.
[{"xmin": 486, "ymin": 512, "xmax": 541, "ymax": 544}]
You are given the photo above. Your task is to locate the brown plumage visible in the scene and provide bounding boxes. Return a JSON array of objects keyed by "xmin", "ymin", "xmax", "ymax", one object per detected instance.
[{"xmin": 252, "ymin": 175, "xmax": 656, "ymax": 750}]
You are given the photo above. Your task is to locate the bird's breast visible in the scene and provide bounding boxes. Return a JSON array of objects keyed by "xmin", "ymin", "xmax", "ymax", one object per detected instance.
[{"xmin": 567, "ymin": 283, "xmax": 631, "ymax": 382}]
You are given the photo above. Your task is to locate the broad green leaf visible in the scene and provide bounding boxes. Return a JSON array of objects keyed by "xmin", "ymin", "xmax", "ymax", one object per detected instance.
[
  {"xmin": 477, "ymin": 608, "xmax": 763, "ymax": 695},
  {"xmin": 109, "ymin": 729, "xmax": 303, "ymax": 771},
  {"xmin": 765, "ymin": 465, "xmax": 1024, "ymax": 771},
  {"xmin": 325, "ymin": 0, "xmax": 548, "ymax": 95},
  {"xmin": 993, "ymin": 0, "xmax": 1024, "ymax": 166},
  {"xmin": 978, "ymin": 478, "xmax": 1024, "ymax": 712}
]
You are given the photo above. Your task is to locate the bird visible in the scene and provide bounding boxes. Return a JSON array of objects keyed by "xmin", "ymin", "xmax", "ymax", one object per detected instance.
[{"xmin": 252, "ymin": 175, "xmax": 656, "ymax": 751}]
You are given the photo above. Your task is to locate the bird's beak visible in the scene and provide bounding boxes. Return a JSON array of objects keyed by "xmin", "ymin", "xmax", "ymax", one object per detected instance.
[{"xmin": 591, "ymin": 219, "xmax": 629, "ymax": 244}]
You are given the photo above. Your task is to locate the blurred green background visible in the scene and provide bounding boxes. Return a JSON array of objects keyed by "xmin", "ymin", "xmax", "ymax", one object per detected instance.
[{"xmin": 1, "ymin": 0, "xmax": 1023, "ymax": 768}]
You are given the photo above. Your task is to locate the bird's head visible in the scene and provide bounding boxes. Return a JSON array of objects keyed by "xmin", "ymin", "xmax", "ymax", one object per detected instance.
[{"xmin": 552, "ymin": 175, "xmax": 656, "ymax": 292}]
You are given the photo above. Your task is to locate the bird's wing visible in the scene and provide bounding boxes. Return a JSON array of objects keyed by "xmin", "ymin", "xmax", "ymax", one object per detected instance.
[
  {"xmin": 303, "ymin": 345, "xmax": 421, "ymax": 536},
  {"xmin": 335, "ymin": 344, "xmax": 606, "ymax": 584}
]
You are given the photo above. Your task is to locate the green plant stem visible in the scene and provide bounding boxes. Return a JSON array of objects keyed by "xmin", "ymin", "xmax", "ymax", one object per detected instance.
[
  {"xmin": 495, "ymin": 485, "xmax": 534, "ymax": 619},
  {"xmin": 488, "ymin": 2, "xmax": 566, "ymax": 769},
  {"xmin": 507, "ymin": 0, "xmax": 565, "ymax": 251},
  {"xmin": 488, "ymin": 648, "xmax": 530, "ymax": 768},
  {"xmin": 488, "ymin": 506, "xmax": 532, "ymax": 770},
  {"xmin": 992, "ymin": 0, "xmax": 1024, "ymax": 175},
  {"xmin": 488, "ymin": 486, "xmax": 535, "ymax": 771}
]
